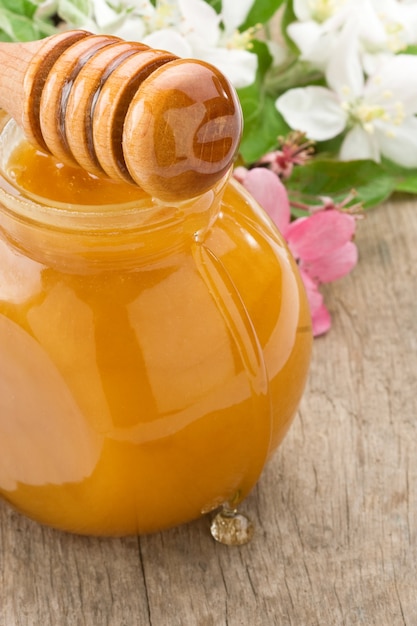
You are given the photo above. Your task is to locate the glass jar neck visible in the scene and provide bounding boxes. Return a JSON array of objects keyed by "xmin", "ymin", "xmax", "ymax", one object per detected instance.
[{"xmin": 0, "ymin": 115, "xmax": 229, "ymax": 271}]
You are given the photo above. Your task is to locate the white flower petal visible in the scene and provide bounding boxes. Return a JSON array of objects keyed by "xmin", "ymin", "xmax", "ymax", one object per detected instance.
[
  {"xmin": 339, "ymin": 125, "xmax": 381, "ymax": 161},
  {"xmin": 221, "ymin": 0, "xmax": 255, "ymax": 34},
  {"xmin": 294, "ymin": 0, "xmax": 358, "ymax": 23},
  {"xmin": 325, "ymin": 19, "xmax": 364, "ymax": 98},
  {"xmin": 357, "ymin": 0, "xmax": 388, "ymax": 48},
  {"xmin": 361, "ymin": 51, "xmax": 393, "ymax": 76},
  {"xmin": 91, "ymin": 0, "xmax": 119, "ymax": 29},
  {"xmin": 276, "ymin": 87, "xmax": 347, "ymax": 141},
  {"xmin": 111, "ymin": 16, "xmax": 147, "ymax": 41},
  {"xmin": 293, "ymin": 0, "xmax": 314, "ymax": 21},
  {"xmin": 178, "ymin": 0, "xmax": 220, "ymax": 46},
  {"xmin": 375, "ymin": 117, "xmax": 417, "ymax": 167},
  {"xmin": 368, "ymin": 0, "xmax": 417, "ymax": 47},
  {"xmin": 366, "ymin": 55, "xmax": 417, "ymax": 115},
  {"xmin": 287, "ymin": 21, "xmax": 323, "ymax": 58},
  {"xmin": 401, "ymin": 5, "xmax": 417, "ymax": 44},
  {"xmin": 143, "ymin": 29, "xmax": 193, "ymax": 57},
  {"xmin": 194, "ymin": 46, "xmax": 257, "ymax": 88}
]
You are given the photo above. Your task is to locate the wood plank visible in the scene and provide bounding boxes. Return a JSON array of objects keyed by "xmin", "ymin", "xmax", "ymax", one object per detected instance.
[{"xmin": 1, "ymin": 196, "xmax": 416, "ymax": 625}]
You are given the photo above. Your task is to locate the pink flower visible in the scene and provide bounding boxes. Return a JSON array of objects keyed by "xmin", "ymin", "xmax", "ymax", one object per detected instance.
[
  {"xmin": 300, "ymin": 272, "xmax": 331, "ymax": 337},
  {"xmin": 234, "ymin": 166, "xmax": 359, "ymax": 336},
  {"xmin": 233, "ymin": 166, "xmax": 291, "ymax": 235},
  {"xmin": 256, "ymin": 131, "xmax": 315, "ymax": 179},
  {"xmin": 286, "ymin": 210, "xmax": 358, "ymax": 284}
]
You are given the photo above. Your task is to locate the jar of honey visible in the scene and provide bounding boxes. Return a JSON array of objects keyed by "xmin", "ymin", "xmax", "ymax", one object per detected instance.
[{"xmin": 0, "ymin": 112, "xmax": 312, "ymax": 536}]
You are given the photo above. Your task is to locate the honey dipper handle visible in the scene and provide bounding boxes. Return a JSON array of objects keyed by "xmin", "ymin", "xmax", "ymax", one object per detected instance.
[
  {"xmin": 0, "ymin": 31, "xmax": 93, "ymax": 148},
  {"xmin": 0, "ymin": 39, "xmax": 42, "ymax": 125}
]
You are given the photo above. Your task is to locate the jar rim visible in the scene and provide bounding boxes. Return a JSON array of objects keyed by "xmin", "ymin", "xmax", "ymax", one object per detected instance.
[{"xmin": 0, "ymin": 114, "xmax": 231, "ymax": 232}]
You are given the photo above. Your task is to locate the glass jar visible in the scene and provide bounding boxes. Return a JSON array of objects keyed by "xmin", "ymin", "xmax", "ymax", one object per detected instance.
[{"xmin": 0, "ymin": 113, "xmax": 312, "ymax": 536}]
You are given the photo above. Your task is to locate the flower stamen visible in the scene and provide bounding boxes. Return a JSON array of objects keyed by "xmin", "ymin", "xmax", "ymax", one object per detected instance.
[
  {"xmin": 144, "ymin": 0, "xmax": 180, "ymax": 30},
  {"xmin": 344, "ymin": 96, "xmax": 405, "ymax": 134},
  {"xmin": 308, "ymin": 0, "xmax": 347, "ymax": 23},
  {"xmin": 378, "ymin": 13, "xmax": 407, "ymax": 53},
  {"xmin": 227, "ymin": 25, "xmax": 260, "ymax": 51}
]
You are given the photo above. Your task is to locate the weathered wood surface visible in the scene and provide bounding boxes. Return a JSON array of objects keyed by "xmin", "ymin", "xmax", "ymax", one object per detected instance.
[{"xmin": 1, "ymin": 195, "xmax": 416, "ymax": 625}]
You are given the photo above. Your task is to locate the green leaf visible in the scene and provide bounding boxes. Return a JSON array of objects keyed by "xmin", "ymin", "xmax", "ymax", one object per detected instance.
[
  {"xmin": 240, "ymin": 0, "xmax": 285, "ymax": 30},
  {"xmin": 403, "ymin": 44, "xmax": 417, "ymax": 55},
  {"xmin": 395, "ymin": 175, "xmax": 417, "ymax": 194},
  {"xmin": 203, "ymin": 0, "xmax": 221, "ymax": 13},
  {"xmin": 0, "ymin": 0, "xmax": 58, "ymax": 40},
  {"xmin": 0, "ymin": 0, "xmax": 37, "ymax": 18},
  {"xmin": 239, "ymin": 94, "xmax": 290, "ymax": 163},
  {"xmin": 0, "ymin": 7, "xmax": 55, "ymax": 41},
  {"xmin": 237, "ymin": 39, "xmax": 273, "ymax": 121},
  {"xmin": 380, "ymin": 159, "xmax": 417, "ymax": 194},
  {"xmin": 237, "ymin": 39, "xmax": 290, "ymax": 163},
  {"xmin": 285, "ymin": 159, "xmax": 398, "ymax": 209}
]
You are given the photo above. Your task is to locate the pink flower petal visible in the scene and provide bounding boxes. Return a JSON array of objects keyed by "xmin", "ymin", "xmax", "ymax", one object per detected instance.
[
  {"xmin": 286, "ymin": 210, "xmax": 356, "ymax": 260},
  {"xmin": 238, "ymin": 167, "xmax": 291, "ymax": 235},
  {"xmin": 233, "ymin": 166, "xmax": 248, "ymax": 184},
  {"xmin": 311, "ymin": 301, "xmax": 332, "ymax": 337},
  {"xmin": 299, "ymin": 270, "xmax": 332, "ymax": 337},
  {"xmin": 302, "ymin": 240, "xmax": 358, "ymax": 283}
]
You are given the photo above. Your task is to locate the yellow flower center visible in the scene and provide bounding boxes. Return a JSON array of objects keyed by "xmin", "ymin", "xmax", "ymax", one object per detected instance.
[
  {"xmin": 227, "ymin": 25, "xmax": 259, "ymax": 51},
  {"xmin": 379, "ymin": 13, "xmax": 407, "ymax": 53},
  {"xmin": 341, "ymin": 89, "xmax": 405, "ymax": 134},
  {"xmin": 309, "ymin": 0, "xmax": 346, "ymax": 22},
  {"xmin": 151, "ymin": 0, "xmax": 179, "ymax": 30}
]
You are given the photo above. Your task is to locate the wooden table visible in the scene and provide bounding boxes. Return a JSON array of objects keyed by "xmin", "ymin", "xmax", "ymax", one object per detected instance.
[{"xmin": 1, "ymin": 195, "xmax": 416, "ymax": 626}]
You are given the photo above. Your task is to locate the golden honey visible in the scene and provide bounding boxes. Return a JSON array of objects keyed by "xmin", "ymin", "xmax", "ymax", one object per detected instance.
[{"xmin": 0, "ymin": 118, "xmax": 311, "ymax": 535}]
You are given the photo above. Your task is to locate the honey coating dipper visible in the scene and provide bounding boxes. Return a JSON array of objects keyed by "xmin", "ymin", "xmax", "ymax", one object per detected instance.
[{"xmin": 0, "ymin": 30, "xmax": 243, "ymax": 200}]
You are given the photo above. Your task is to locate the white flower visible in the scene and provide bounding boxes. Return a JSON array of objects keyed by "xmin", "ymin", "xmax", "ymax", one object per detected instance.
[
  {"xmin": 293, "ymin": 0, "xmax": 351, "ymax": 22},
  {"xmin": 69, "ymin": 0, "xmax": 258, "ymax": 88},
  {"xmin": 287, "ymin": 0, "xmax": 360, "ymax": 70},
  {"xmin": 52, "ymin": 0, "xmax": 151, "ymax": 36},
  {"xmin": 287, "ymin": 0, "xmax": 417, "ymax": 73},
  {"xmin": 141, "ymin": 0, "xmax": 258, "ymax": 88},
  {"xmin": 276, "ymin": 23, "xmax": 417, "ymax": 167},
  {"xmin": 368, "ymin": 0, "xmax": 417, "ymax": 52},
  {"xmin": 361, "ymin": 0, "xmax": 417, "ymax": 72}
]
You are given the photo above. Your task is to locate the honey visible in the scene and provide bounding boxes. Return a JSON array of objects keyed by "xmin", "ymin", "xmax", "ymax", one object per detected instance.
[{"xmin": 0, "ymin": 119, "xmax": 312, "ymax": 535}]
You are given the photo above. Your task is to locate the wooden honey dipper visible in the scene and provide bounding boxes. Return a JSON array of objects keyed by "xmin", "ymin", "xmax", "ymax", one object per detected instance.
[{"xmin": 0, "ymin": 30, "xmax": 243, "ymax": 201}]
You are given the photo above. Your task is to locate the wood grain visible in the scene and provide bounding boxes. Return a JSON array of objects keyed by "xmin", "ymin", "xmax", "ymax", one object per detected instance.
[{"xmin": 1, "ymin": 196, "xmax": 416, "ymax": 625}]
